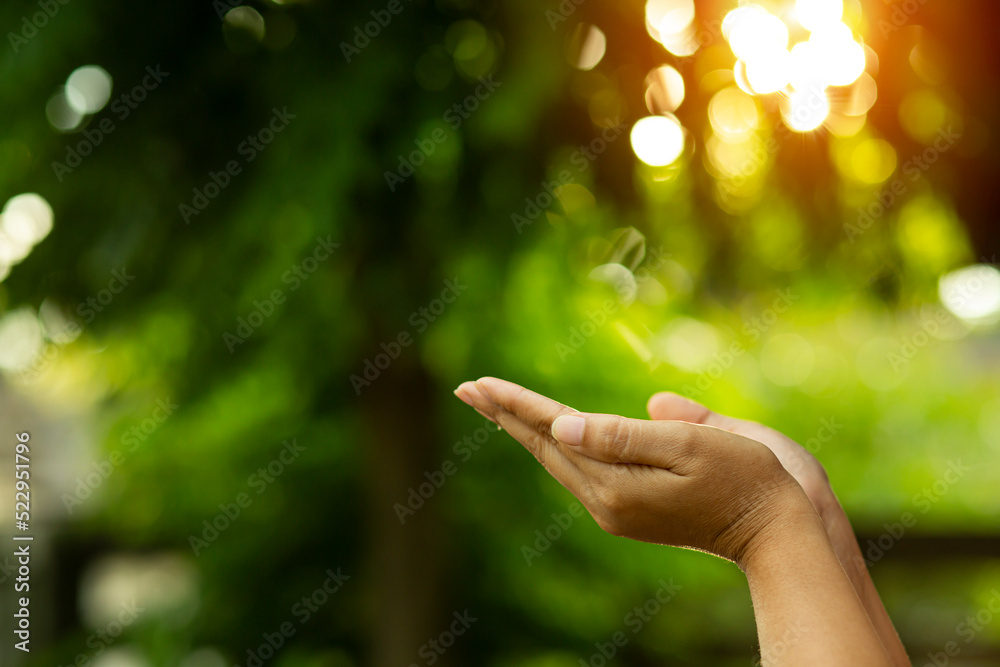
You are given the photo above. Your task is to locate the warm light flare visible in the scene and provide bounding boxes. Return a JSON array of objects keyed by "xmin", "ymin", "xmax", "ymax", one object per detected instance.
[
  {"xmin": 646, "ymin": 0, "xmax": 699, "ymax": 57},
  {"xmin": 568, "ymin": 24, "xmax": 607, "ymax": 71},
  {"xmin": 746, "ymin": 49, "xmax": 792, "ymax": 94},
  {"xmin": 631, "ymin": 115, "xmax": 686, "ymax": 167},
  {"xmin": 795, "ymin": 0, "xmax": 844, "ymax": 32},
  {"xmin": 709, "ymin": 87, "xmax": 760, "ymax": 142},
  {"xmin": 644, "ymin": 65, "xmax": 686, "ymax": 114},
  {"xmin": 725, "ymin": 6, "xmax": 789, "ymax": 63},
  {"xmin": 722, "ymin": 2, "xmax": 868, "ymax": 111},
  {"xmin": 646, "ymin": 0, "xmax": 696, "ymax": 40},
  {"xmin": 783, "ymin": 88, "xmax": 830, "ymax": 132},
  {"xmin": 788, "ymin": 41, "xmax": 825, "ymax": 91},
  {"xmin": 810, "ymin": 24, "xmax": 866, "ymax": 86}
]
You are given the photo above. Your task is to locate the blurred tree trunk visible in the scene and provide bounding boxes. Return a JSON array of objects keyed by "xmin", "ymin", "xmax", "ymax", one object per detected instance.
[{"xmin": 362, "ymin": 359, "xmax": 445, "ymax": 666}]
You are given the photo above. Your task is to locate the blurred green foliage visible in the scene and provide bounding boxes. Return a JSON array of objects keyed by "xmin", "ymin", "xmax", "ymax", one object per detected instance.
[{"xmin": 1, "ymin": 0, "xmax": 999, "ymax": 666}]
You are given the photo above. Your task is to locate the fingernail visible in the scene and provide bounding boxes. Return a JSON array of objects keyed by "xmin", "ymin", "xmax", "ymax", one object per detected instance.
[
  {"xmin": 473, "ymin": 380, "xmax": 494, "ymax": 403},
  {"xmin": 454, "ymin": 385, "xmax": 476, "ymax": 408},
  {"xmin": 455, "ymin": 383, "xmax": 499, "ymax": 426},
  {"xmin": 552, "ymin": 415, "xmax": 585, "ymax": 446},
  {"xmin": 454, "ymin": 382, "xmax": 487, "ymax": 408}
]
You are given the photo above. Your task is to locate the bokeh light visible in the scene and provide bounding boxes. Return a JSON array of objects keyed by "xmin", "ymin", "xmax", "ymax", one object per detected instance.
[
  {"xmin": 91, "ymin": 648, "xmax": 152, "ymax": 667},
  {"xmin": 795, "ymin": 0, "xmax": 844, "ymax": 33},
  {"xmin": 448, "ymin": 19, "xmax": 498, "ymax": 78},
  {"xmin": 589, "ymin": 263, "xmax": 638, "ymax": 305},
  {"xmin": 0, "ymin": 193, "xmax": 53, "ymax": 284},
  {"xmin": 644, "ymin": 65, "xmax": 686, "ymax": 114},
  {"xmin": 733, "ymin": 59, "xmax": 755, "ymax": 95},
  {"xmin": 706, "ymin": 132, "xmax": 768, "ymax": 180},
  {"xmin": 897, "ymin": 196, "xmax": 970, "ymax": 274},
  {"xmin": 568, "ymin": 24, "xmax": 607, "ymax": 71},
  {"xmin": 646, "ymin": 0, "xmax": 696, "ymax": 42},
  {"xmin": 80, "ymin": 553, "xmax": 199, "ymax": 627},
  {"xmin": 842, "ymin": 73, "xmax": 878, "ymax": 116},
  {"xmin": 725, "ymin": 6, "xmax": 789, "ymax": 63},
  {"xmin": 646, "ymin": 0, "xmax": 699, "ymax": 56},
  {"xmin": 223, "ymin": 6, "xmax": 266, "ymax": 53},
  {"xmin": 899, "ymin": 89, "xmax": 951, "ymax": 144},
  {"xmin": 783, "ymin": 87, "xmax": 830, "ymax": 132},
  {"xmin": 630, "ymin": 115, "xmax": 686, "ymax": 167},
  {"xmin": 65, "ymin": 65, "xmax": 113, "ymax": 115},
  {"xmin": 788, "ymin": 40, "xmax": 826, "ymax": 91},
  {"xmin": 447, "ymin": 19, "xmax": 488, "ymax": 62},
  {"xmin": 746, "ymin": 48, "xmax": 791, "ymax": 94},
  {"xmin": 843, "ymin": 137, "xmax": 897, "ymax": 184},
  {"xmin": 0, "ymin": 233, "xmax": 30, "ymax": 266},
  {"xmin": 658, "ymin": 317, "xmax": 721, "ymax": 372},
  {"xmin": 720, "ymin": 1, "xmax": 871, "ymax": 136},
  {"xmin": 810, "ymin": 24, "xmax": 866, "ymax": 86},
  {"xmin": 826, "ymin": 112, "xmax": 867, "ymax": 137},
  {"xmin": 709, "ymin": 86, "xmax": 759, "ymax": 142},
  {"xmin": 3, "ymin": 193, "xmax": 54, "ymax": 245},
  {"xmin": 0, "ymin": 308, "xmax": 45, "ymax": 372},
  {"xmin": 939, "ymin": 265, "xmax": 1000, "ymax": 327},
  {"xmin": 46, "ymin": 90, "xmax": 84, "ymax": 132}
]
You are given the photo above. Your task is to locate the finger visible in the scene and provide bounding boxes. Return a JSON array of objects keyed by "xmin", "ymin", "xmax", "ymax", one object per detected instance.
[
  {"xmin": 475, "ymin": 376, "xmax": 578, "ymax": 434},
  {"xmin": 551, "ymin": 412, "xmax": 708, "ymax": 470},
  {"xmin": 455, "ymin": 379, "xmax": 594, "ymax": 495},
  {"xmin": 470, "ymin": 377, "xmax": 613, "ymax": 478},
  {"xmin": 647, "ymin": 392, "xmax": 736, "ymax": 429},
  {"xmin": 454, "ymin": 384, "xmax": 501, "ymax": 426}
]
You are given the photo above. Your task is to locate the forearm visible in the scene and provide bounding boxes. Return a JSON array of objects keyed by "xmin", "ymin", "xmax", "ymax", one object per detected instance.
[
  {"xmin": 742, "ymin": 508, "xmax": 894, "ymax": 667},
  {"xmin": 819, "ymin": 502, "xmax": 911, "ymax": 667}
]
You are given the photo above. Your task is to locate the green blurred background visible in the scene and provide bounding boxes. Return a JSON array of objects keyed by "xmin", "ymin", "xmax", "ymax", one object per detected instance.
[{"xmin": 1, "ymin": 0, "xmax": 999, "ymax": 665}]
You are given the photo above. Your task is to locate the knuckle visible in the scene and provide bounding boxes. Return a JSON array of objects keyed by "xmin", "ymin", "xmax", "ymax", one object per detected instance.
[
  {"xmin": 594, "ymin": 480, "xmax": 633, "ymax": 515},
  {"xmin": 604, "ymin": 417, "xmax": 632, "ymax": 460},
  {"xmin": 593, "ymin": 483, "xmax": 621, "ymax": 513},
  {"xmin": 669, "ymin": 421, "xmax": 702, "ymax": 460}
]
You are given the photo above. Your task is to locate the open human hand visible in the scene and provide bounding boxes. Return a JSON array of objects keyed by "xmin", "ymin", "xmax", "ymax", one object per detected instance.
[
  {"xmin": 454, "ymin": 377, "xmax": 815, "ymax": 568},
  {"xmin": 454, "ymin": 377, "xmax": 908, "ymax": 666}
]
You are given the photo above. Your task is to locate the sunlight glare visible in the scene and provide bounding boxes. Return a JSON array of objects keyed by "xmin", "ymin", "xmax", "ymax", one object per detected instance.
[
  {"xmin": 725, "ymin": 6, "xmax": 789, "ymax": 63},
  {"xmin": 746, "ymin": 49, "xmax": 792, "ymax": 94},
  {"xmin": 783, "ymin": 88, "xmax": 830, "ymax": 132},
  {"xmin": 795, "ymin": 0, "xmax": 844, "ymax": 33},
  {"xmin": 631, "ymin": 115, "xmax": 686, "ymax": 167}
]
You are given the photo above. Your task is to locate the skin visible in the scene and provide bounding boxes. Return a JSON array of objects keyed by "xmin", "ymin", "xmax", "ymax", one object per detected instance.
[
  {"xmin": 643, "ymin": 391, "xmax": 910, "ymax": 667},
  {"xmin": 454, "ymin": 377, "xmax": 908, "ymax": 667}
]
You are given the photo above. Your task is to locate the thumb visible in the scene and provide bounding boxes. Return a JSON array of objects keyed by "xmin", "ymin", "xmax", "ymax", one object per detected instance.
[
  {"xmin": 648, "ymin": 392, "xmax": 719, "ymax": 424},
  {"xmin": 551, "ymin": 412, "xmax": 711, "ymax": 469}
]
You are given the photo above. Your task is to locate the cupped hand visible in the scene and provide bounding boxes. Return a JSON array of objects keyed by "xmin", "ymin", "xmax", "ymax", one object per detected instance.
[{"xmin": 454, "ymin": 377, "xmax": 813, "ymax": 567}]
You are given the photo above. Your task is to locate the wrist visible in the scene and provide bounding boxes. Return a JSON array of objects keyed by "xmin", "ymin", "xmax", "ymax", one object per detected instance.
[
  {"xmin": 802, "ymin": 488, "xmax": 871, "ymax": 582},
  {"xmin": 734, "ymin": 487, "xmax": 830, "ymax": 575}
]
